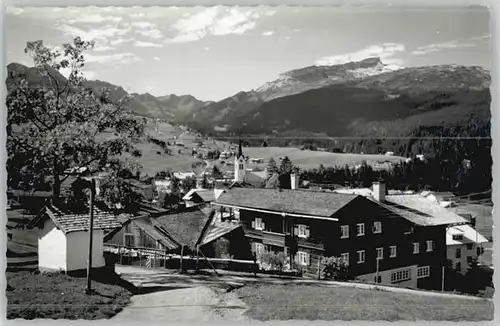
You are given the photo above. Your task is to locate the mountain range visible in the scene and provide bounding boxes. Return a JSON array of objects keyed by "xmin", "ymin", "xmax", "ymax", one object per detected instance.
[{"xmin": 6, "ymin": 57, "xmax": 491, "ymax": 145}]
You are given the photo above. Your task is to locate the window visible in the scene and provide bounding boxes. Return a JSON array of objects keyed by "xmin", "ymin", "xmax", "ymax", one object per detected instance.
[
  {"xmin": 476, "ymin": 247, "xmax": 484, "ymax": 256},
  {"xmin": 254, "ymin": 242, "xmax": 265, "ymax": 256},
  {"xmin": 239, "ymin": 163, "xmax": 244, "ymax": 170},
  {"xmin": 376, "ymin": 247, "xmax": 384, "ymax": 260},
  {"xmin": 390, "ymin": 245, "xmax": 397, "ymax": 258},
  {"xmin": 467, "ymin": 256, "xmax": 473, "ymax": 265},
  {"xmin": 391, "ymin": 269, "xmax": 411, "ymax": 283},
  {"xmin": 340, "ymin": 225, "xmax": 349, "ymax": 239},
  {"xmin": 373, "ymin": 221, "xmax": 382, "ymax": 234},
  {"xmin": 356, "ymin": 223, "xmax": 365, "ymax": 236},
  {"xmin": 124, "ymin": 234, "xmax": 134, "ymax": 247},
  {"xmin": 456, "ymin": 262, "xmax": 462, "ymax": 272},
  {"xmin": 453, "ymin": 234, "xmax": 464, "ymax": 241},
  {"xmin": 413, "ymin": 242, "xmax": 420, "ymax": 254},
  {"xmin": 426, "ymin": 240, "xmax": 434, "ymax": 252},
  {"xmin": 297, "ymin": 224, "xmax": 309, "ymax": 238},
  {"xmin": 466, "ymin": 243, "xmax": 473, "ymax": 250},
  {"xmin": 341, "ymin": 252, "xmax": 350, "ymax": 265},
  {"xmin": 253, "ymin": 218, "xmax": 264, "ymax": 231},
  {"xmin": 417, "ymin": 266, "xmax": 430, "ymax": 279},
  {"xmin": 357, "ymin": 250, "xmax": 365, "ymax": 264},
  {"xmin": 374, "ymin": 275, "xmax": 382, "ymax": 283},
  {"xmin": 455, "ymin": 248, "xmax": 462, "ymax": 259},
  {"xmin": 298, "ymin": 251, "xmax": 310, "ymax": 266}
]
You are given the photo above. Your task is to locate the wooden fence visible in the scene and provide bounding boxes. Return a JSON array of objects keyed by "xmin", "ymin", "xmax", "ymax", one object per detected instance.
[{"xmin": 104, "ymin": 243, "xmax": 259, "ymax": 273}]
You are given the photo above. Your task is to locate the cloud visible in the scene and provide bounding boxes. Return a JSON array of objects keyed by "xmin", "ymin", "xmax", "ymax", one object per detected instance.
[
  {"xmin": 135, "ymin": 41, "xmax": 163, "ymax": 48},
  {"xmin": 412, "ymin": 40, "xmax": 475, "ymax": 56},
  {"xmin": 137, "ymin": 28, "xmax": 163, "ymax": 39},
  {"xmin": 6, "ymin": 7, "xmax": 24, "ymax": 15},
  {"xmin": 315, "ymin": 43, "xmax": 405, "ymax": 66},
  {"xmin": 56, "ymin": 23, "xmax": 132, "ymax": 43},
  {"xmin": 284, "ymin": 36, "xmax": 292, "ymax": 41},
  {"xmin": 110, "ymin": 38, "xmax": 133, "ymax": 46},
  {"xmin": 262, "ymin": 31, "xmax": 274, "ymax": 36},
  {"xmin": 264, "ymin": 10, "xmax": 277, "ymax": 16},
  {"xmin": 130, "ymin": 12, "xmax": 145, "ymax": 18},
  {"xmin": 412, "ymin": 36, "xmax": 487, "ymax": 56},
  {"xmin": 65, "ymin": 14, "xmax": 122, "ymax": 24},
  {"xmin": 203, "ymin": 47, "xmax": 211, "ymax": 51},
  {"xmin": 131, "ymin": 21, "xmax": 156, "ymax": 29},
  {"xmin": 84, "ymin": 52, "xmax": 141, "ymax": 64},
  {"xmin": 165, "ymin": 7, "xmax": 266, "ymax": 43},
  {"xmin": 153, "ymin": 57, "xmax": 161, "ymax": 61},
  {"xmin": 293, "ymin": 29, "xmax": 301, "ymax": 32},
  {"xmin": 84, "ymin": 70, "xmax": 97, "ymax": 80},
  {"xmin": 92, "ymin": 44, "xmax": 116, "ymax": 52}
]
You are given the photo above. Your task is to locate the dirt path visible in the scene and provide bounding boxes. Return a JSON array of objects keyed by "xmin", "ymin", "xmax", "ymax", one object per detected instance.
[
  {"xmin": 113, "ymin": 268, "xmax": 250, "ymax": 321},
  {"xmin": 116, "ymin": 265, "xmax": 490, "ymax": 302}
]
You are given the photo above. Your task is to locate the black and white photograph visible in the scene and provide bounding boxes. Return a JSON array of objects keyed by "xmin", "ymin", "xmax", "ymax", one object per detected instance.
[{"xmin": 3, "ymin": 4, "xmax": 494, "ymax": 321}]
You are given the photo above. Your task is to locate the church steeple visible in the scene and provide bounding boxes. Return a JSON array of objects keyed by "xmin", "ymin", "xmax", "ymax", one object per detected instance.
[
  {"xmin": 237, "ymin": 139, "xmax": 243, "ymax": 158},
  {"xmin": 234, "ymin": 138, "xmax": 246, "ymax": 182}
]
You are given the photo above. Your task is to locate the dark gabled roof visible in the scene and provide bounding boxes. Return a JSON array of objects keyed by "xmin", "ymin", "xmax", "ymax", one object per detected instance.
[
  {"xmin": 199, "ymin": 222, "xmax": 241, "ymax": 246},
  {"xmin": 28, "ymin": 204, "xmax": 122, "ymax": 234},
  {"xmin": 229, "ymin": 181, "xmax": 256, "ymax": 189},
  {"xmin": 154, "ymin": 206, "xmax": 214, "ymax": 249},
  {"xmin": 131, "ymin": 216, "xmax": 179, "ymax": 250},
  {"xmin": 215, "ymin": 188, "xmax": 359, "ymax": 217}
]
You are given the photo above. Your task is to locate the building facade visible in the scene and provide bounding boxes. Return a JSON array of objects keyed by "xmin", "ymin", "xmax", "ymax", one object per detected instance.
[{"xmin": 213, "ymin": 180, "xmax": 468, "ymax": 290}]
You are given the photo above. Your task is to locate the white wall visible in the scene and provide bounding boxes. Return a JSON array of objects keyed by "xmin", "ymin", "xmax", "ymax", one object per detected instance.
[
  {"xmin": 356, "ymin": 265, "xmax": 418, "ymax": 288},
  {"xmin": 66, "ymin": 230, "xmax": 106, "ymax": 271},
  {"xmin": 447, "ymin": 243, "xmax": 479, "ymax": 275},
  {"xmin": 38, "ymin": 220, "xmax": 67, "ymax": 271}
]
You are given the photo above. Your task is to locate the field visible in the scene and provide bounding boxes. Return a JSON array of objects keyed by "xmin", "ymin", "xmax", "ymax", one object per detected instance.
[
  {"xmin": 6, "ymin": 270, "xmax": 135, "ymax": 320},
  {"xmin": 234, "ymin": 283, "xmax": 494, "ymax": 321},
  {"xmin": 107, "ymin": 121, "xmax": 228, "ymax": 176},
  {"xmin": 214, "ymin": 146, "xmax": 406, "ymax": 172},
  {"xmin": 106, "ymin": 120, "xmax": 407, "ymax": 176}
]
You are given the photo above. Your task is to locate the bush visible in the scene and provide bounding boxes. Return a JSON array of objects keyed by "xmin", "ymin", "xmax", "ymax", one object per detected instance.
[
  {"xmin": 321, "ymin": 256, "xmax": 350, "ymax": 281},
  {"xmin": 260, "ymin": 251, "xmax": 286, "ymax": 273}
]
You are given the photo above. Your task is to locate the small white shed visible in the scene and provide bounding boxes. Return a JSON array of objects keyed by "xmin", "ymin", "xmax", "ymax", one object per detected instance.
[{"xmin": 28, "ymin": 204, "xmax": 121, "ymax": 272}]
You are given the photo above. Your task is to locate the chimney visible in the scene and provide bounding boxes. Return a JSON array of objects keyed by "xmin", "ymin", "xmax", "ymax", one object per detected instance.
[
  {"xmin": 290, "ymin": 173, "xmax": 299, "ymax": 190},
  {"xmin": 196, "ymin": 176, "xmax": 203, "ymax": 189},
  {"xmin": 372, "ymin": 180, "xmax": 386, "ymax": 202}
]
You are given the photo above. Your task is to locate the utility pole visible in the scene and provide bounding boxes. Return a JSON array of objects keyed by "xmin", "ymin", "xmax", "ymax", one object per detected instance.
[
  {"xmin": 441, "ymin": 265, "xmax": 445, "ymax": 292},
  {"xmin": 376, "ymin": 258, "xmax": 380, "ymax": 283},
  {"xmin": 86, "ymin": 178, "xmax": 96, "ymax": 295}
]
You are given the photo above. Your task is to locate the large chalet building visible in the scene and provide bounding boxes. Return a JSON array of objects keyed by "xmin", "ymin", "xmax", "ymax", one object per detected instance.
[{"xmin": 213, "ymin": 178, "xmax": 469, "ymax": 290}]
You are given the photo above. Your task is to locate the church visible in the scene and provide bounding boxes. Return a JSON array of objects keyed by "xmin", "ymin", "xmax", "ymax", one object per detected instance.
[{"xmin": 230, "ymin": 139, "xmax": 268, "ymax": 188}]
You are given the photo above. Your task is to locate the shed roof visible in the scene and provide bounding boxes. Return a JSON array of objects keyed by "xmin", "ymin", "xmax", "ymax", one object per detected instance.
[
  {"xmin": 447, "ymin": 224, "xmax": 489, "ymax": 246},
  {"xmin": 215, "ymin": 188, "xmax": 358, "ymax": 217},
  {"xmin": 154, "ymin": 206, "xmax": 214, "ymax": 249},
  {"xmin": 28, "ymin": 204, "xmax": 122, "ymax": 234},
  {"xmin": 381, "ymin": 195, "xmax": 468, "ymax": 226},
  {"xmin": 131, "ymin": 217, "xmax": 179, "ymax": 250}
]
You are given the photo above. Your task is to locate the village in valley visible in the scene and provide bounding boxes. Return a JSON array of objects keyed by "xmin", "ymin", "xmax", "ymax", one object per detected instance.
[{"xmin": 5, "ymin": 5, "xmax": 494, "ymax": 322}]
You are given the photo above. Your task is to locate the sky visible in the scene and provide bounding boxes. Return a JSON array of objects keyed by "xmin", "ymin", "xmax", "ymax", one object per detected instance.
[{"xmin": 5, "ymin": 6, "xmax": 491, "ymax": 101}]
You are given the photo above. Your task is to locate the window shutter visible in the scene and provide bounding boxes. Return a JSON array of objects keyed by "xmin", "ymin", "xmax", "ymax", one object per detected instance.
[
  {"xmin": 305, "ymin": 226, "xmax": 310, "ymax": 238},
  {"xmin": 251, "ymin": 220, "xmax": 255, "ymax": 229},
  {"xmin": 307, "ymin": 252, "xmax": 311, "ymax": 266},
  {"xmin": 262, "ymin": 222, "xmax": 266, "ymax": 230},
  {"xmin": 294, "ymin": 226, "xmax": 299, "ymax": 236},
  {"xmin": 294, "ymin": 253, "xmax": 300, "ymax": 265}
]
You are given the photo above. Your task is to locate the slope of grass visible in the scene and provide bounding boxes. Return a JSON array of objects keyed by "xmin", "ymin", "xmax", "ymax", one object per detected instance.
[
  {"xmin": 7, "ymin": 270, "xmax": 135, "ymax": 320},
  {"xmin": 234, "ymin": 283, "xmax": 494, "ymax": 321},
  {"xmin": 238, "ymin": 147, "xmax": 405, "ymax": 169}
]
